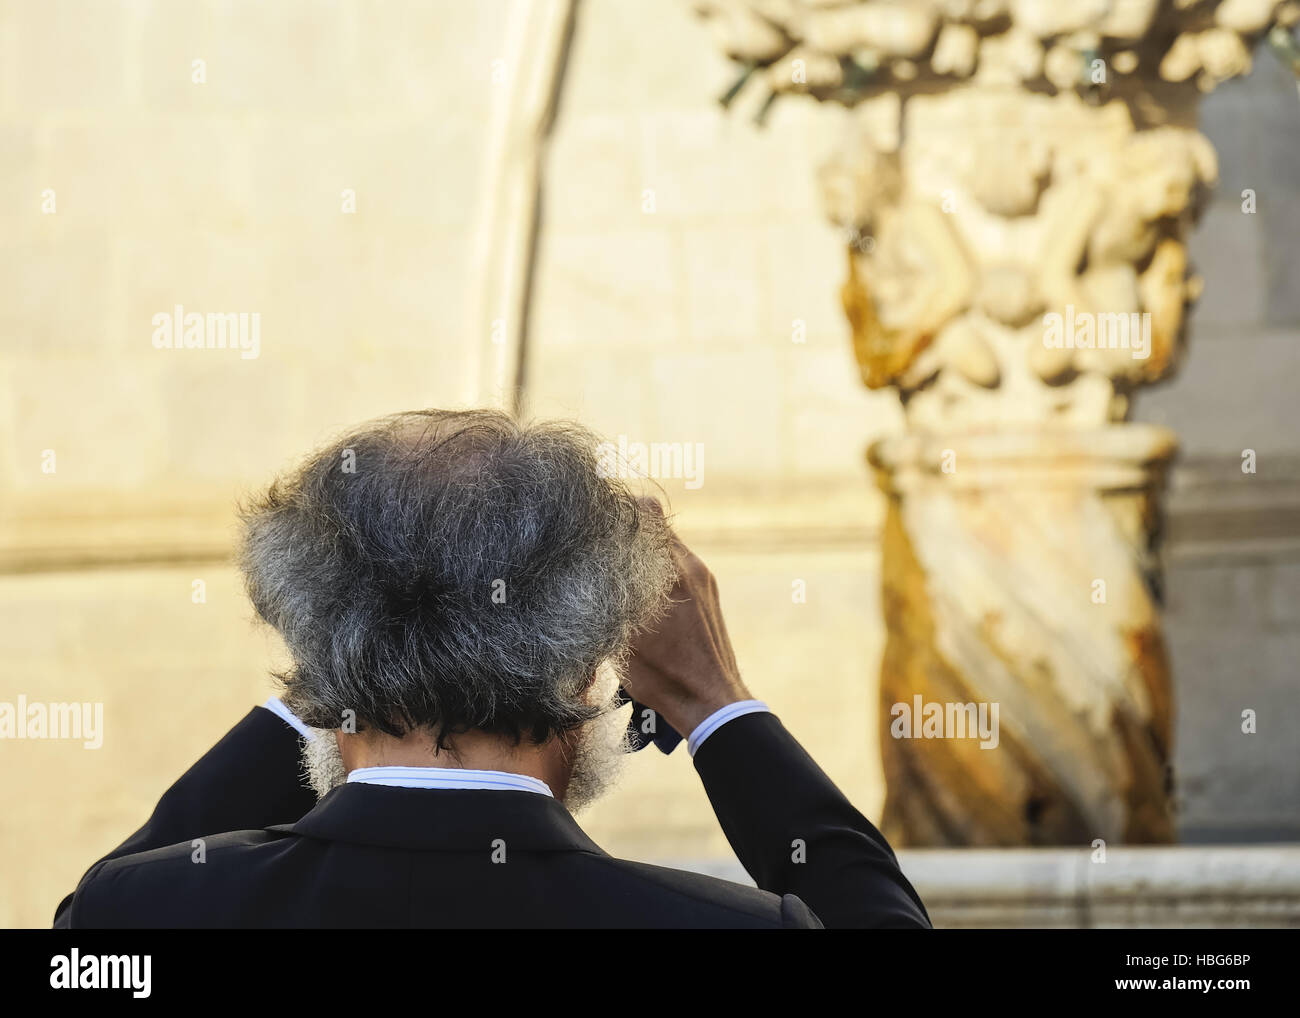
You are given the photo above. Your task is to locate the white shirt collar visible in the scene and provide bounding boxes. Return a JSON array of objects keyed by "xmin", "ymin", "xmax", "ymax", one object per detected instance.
[{"xmin": 346, "ymin": 766, "xmax": 553, "ymax": 797}]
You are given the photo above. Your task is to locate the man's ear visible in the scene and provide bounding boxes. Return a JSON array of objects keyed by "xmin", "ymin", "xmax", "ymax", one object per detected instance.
[
  {"xmin": 583, "ymin": 662, "xmax": 624, "ymax": 709},
  {"xmin": 334, "ymin": 729, "xmax": 357, "ymax": 771}
]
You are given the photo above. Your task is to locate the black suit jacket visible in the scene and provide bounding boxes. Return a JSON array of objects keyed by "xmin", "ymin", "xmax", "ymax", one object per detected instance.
[{"xmin": 54, "ymin": 707, "xmax": 930, "ymax": 928}]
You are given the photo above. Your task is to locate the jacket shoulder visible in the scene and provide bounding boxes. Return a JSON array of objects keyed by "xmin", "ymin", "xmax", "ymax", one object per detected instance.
[
  {"xmin": 65, "ymin": 829, "xmax": 294, "ymax": 927},
  {"xmin": 592, "ymin": 857, "xmax": 820, "ymax": 928}
]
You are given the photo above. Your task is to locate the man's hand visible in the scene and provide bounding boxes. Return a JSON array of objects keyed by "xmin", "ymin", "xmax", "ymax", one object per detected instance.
[{"xmin": 621, "ymin": 499, "xmax": 753, "ymax": 738}]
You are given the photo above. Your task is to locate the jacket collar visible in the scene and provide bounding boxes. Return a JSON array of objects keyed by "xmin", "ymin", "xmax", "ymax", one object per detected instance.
[{"xmin": 271, "ymin": 782, "xmax": 607, "ymax": 855}]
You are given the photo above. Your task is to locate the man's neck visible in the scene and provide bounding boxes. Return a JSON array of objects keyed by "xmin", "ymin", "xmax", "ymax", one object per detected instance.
[{"xmin": 336, "ymin": 726, "xmax": 571, "ymax": 796}]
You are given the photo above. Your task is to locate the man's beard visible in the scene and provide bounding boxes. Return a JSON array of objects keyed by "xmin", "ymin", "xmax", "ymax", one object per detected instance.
[
  {"xmin": 298, "ymin": 665, "xmax": 631, "ymax": 813},
  {"xmin": 558, "ymin": 663, "xmax": 632, "ymax": 814},
  {"xmin": 301, "ymin": 723, "xmax": 348, "ymax": 798}
]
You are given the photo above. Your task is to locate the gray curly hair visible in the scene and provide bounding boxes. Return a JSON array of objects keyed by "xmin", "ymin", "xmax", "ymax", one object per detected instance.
[{"xmin": 238, "ymin": 408, "xmax": 676, "ymax": 745}]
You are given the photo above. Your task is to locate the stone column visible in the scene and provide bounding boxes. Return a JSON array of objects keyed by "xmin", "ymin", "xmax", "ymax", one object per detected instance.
[
  {"xmin": 692, "ymin": 0, "xmax": 1299, "ymax": 844},
  {"xmin": 871, "ymin": 426, "xmax": 1177, "ymax": 845}
]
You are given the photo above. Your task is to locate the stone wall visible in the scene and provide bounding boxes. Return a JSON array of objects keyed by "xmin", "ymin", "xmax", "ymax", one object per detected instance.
[{"xmin": 1137, "ymin": 49, "xmax": 1300, "ymax": 842}]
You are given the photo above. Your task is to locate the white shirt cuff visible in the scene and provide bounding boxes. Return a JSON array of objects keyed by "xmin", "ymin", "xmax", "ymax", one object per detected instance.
[
  {"xmin": 260, "ymin": 697, "xmax": 315, "ymax": 740},
  {"xmin": 687, "ymin": 700, "xmax": 770, "ymax": 757}
]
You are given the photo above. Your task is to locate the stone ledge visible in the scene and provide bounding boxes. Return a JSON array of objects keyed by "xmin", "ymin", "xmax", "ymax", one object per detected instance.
[
  {"xmin": 669, "ymin": 845, "xmax": 1300, "ymax": 928},
  {"xmin": 3, "ymin": 455, "xmax": 1299, "ymax": 572}
]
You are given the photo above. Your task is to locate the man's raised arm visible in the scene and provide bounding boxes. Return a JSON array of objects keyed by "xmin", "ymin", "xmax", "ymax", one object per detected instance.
[
  {"xmin": 622, "ymin": 505, "xmax": 931, "ymax": 929},
  {"xmin": 690, "ymin": 709, "xmax": 929, "ymax": 928}
]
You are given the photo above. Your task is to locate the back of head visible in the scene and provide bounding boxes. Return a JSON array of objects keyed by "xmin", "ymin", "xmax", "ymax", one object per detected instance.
[{"xmin": 238, "ymin": 408, "xmax": 675, "ymax": 746}]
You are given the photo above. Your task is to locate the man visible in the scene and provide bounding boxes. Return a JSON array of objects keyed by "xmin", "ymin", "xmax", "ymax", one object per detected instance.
[{"xmin": 54, "ymin": 409, "xmax": 929, "ymax": 929}]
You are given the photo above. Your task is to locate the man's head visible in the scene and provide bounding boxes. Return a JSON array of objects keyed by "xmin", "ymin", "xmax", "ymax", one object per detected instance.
[{"xmin": 239, "ymin": 409, "xmax": 676, "ymax": 810}]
